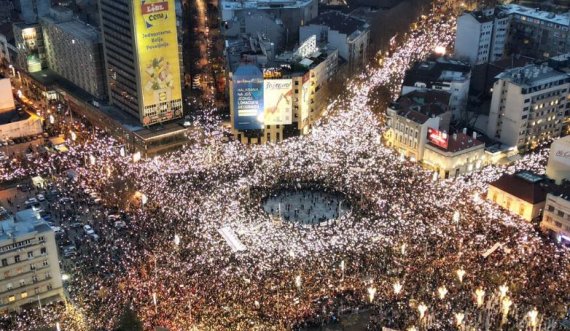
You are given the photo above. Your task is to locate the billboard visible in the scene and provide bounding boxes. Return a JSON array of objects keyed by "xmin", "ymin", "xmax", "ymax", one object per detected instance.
[
  {"xmin": 0, "ymin": 79, "xmax": 15, "ymax": 112},
  {"xmin": 428, "ymin": 128, "xmax": 448, "ymax": 149},
  {"xmin": 300, "ymin": 73, "xmax": 311, "ymax": 124},
  {"xmin": 133, "ymin": 0, "xmax": 183, "ymax": 126},
  {"xmin": 233, "ymin": 65, "xmax": 264, "ymax": 130},
  {"xmin": 263, "ymin": 79, "xmax": 292, "ymax": 125}
]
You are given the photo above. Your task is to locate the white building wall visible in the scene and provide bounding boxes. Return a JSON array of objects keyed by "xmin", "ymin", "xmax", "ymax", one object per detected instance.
[{"xmin": 455, "ymin": 14, "xmax": 483, "ymax": 65}]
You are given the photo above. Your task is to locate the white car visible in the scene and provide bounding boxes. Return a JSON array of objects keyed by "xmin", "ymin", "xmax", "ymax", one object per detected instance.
[
  {"xmin": 37, "ymin": 194, "xmax": 45, "ymax": 202},
  {"xmin": 83, "ymin": 225, "xmax": 95, "ymax": 235},
  {"xmin": 89, "ymin": 233, "xmax": 100, "ymax": 241},
  {"xmin": 114, "ymin": 220, "xmax": 126, "ymax": 229},
  {"xmin": 28, "ymin": 197, "xmax": 38, "ymax": 204}
]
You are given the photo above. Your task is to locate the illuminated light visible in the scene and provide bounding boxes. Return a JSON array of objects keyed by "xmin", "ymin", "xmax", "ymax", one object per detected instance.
[
  {"xmin": 62, "ymin": 274, "xmax": 70, "ymax": 281},
  {"xmin": 475, "ymin": 288, "xmax": 485, "ymax": 307},
  {"xmin": 453, "ymin": 210, "xmax": 460, "ymax": 224},
  {"xmin": 89, "ymin": 155, "xmax": 96, "ymax": 166},
  {"xmin": 456, "ymin": 268, "xmax": 466, "ymax": 283},
  {"xmin": 499, "ymin": 284, "xmax": 508, "ymax": 298},
  {"xmin": 174, "ymin": 234, "xmax": 181, "ymax": 246},
  {"xmin": 528, "ymin": 308, "xmax": 539, "ymax": 327},
  {"xmin": 367, "ymin": 286, "xmax": 376, "ymax": 303},
  {"xmin": 295, "ymin": 275, "xmax": 302, "ymax": 289},
  {"xmin": 133, "ymin": 151, "xmax": 141, "ymax": 163},
  {"xmin": 417, "ymin": 302, "xmax": 427, "ymax": 319},
  {"xmin": 49, "ymin": 115, "xmax": 55, "ymax": 124},
  {"xmin": 120, "ymin": 147, "xmax": 126, "ymax": 157},
  {"xmin": 70, "ymin": 131, "xmax": 77, "ymax": 141},
  {"xmin": 393, "ymin": 281, "xmax": 403, "ymax": 295},
  {"xmin": 437, "ymin": 286, "xmax": 447, "ymax": 299},
  {"xmin": 434, "ymin": 45, "xmax": 446, "ymax": 55},
  {"xmin": 455, "ymin": 312, "xmax": 464, "ymax": 326}
]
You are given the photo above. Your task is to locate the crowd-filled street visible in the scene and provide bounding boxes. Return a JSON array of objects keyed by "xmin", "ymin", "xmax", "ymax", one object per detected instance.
[{"xmin": 0, "ymin": 2, "xmax": 568, "ymax": 331}]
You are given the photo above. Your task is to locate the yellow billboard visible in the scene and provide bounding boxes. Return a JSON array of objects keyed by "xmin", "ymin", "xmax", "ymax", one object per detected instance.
[{"xmin": 133, "ymin": 0, "xmax": 183, "ymax": 126}]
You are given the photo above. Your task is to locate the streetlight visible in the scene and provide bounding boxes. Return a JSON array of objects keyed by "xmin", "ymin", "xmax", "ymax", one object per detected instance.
[
  {"xmin": 417, "ymin": 302, "xmax": 427, "ymax": 319},
  {"xmin": 528, "ymin": 308, "xmax": 539, "ymax": 330},
  {"xmin": 393, "ymin": 281, "xmax": 403, "ymax": 295},
  {"xmin": 456, "ymin": 268, "xmax": 466, "ymax": 283},
  {"xmin": 455, "ymin": 312, "xmax": 464, "ymax": 326},
  {"xmin": 499, "ymin": 284, "xmax": 508, "ymax": 298},
  {"xmin": 475, "ymin": 288, "xmax": 485, "ymax": 307},
  {"xmin": 367, "ymin": 286, "xmax": 376, "ymax": 303},
  {"xmin": 437, "ymin": 286, "xmax": 448, "ymax": 299}
]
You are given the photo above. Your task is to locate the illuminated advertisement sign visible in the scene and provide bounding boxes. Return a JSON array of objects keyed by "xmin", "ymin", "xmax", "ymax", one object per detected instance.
[
  {"xmin": 263, "ymin": 79, "xmax": 292, "ymax": 125},
  {"xmin": 428, "ymin": 128, "xmax": 448, "ymax": 149},
  {"xmin": 300, "ymin": 73, "xmax": 311, "ymax": 124},
  {"xmin": 133, "ymin": 0, "xmax": 182, "ymax": 126},
  {"xmin": 233, "ymin": 65, "xmax": 264, "ymax": 130}
]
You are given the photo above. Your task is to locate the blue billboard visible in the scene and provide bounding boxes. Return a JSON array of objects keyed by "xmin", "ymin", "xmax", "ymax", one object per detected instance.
[{"xmin": 233, "ymin": 65, "xmax": 264, "ymax": 130}]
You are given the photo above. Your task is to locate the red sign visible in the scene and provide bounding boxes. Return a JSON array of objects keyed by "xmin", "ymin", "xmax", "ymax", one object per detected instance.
[
  {"xmin": 142, "ymin": 2, "xmax": 168, "ymax": 14},
  {"xmin": 428, "ymin": 128, "xmax": 448, "ymax": 149}
]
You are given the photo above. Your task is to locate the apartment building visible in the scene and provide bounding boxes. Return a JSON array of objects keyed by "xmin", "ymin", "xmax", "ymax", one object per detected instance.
[
  {"xmin": 486, "ymin": 63, "xmax": 570, "ymax": 152},
  {"xmin": 0, "ymin": 209, "xmax": 64, "ymax": 314},
  {"xmin": 455, "ymin": 7, "xmax": 510, "ymax": 65}
]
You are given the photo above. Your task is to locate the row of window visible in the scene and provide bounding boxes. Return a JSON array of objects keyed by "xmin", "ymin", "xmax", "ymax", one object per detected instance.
[
  {"xmin": 1, "ymin": 248, "xmax": 47, "ymax": 267},
  {"xmin": 0, "ymin": 283, "xmax": 53, "ymax": 305}
]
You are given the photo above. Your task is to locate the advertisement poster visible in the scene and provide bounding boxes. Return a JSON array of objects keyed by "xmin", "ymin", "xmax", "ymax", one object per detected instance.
[
  {"xmin": 263, "ymin": 79, "xmax": 293, "ymax": 125},
  {"xmin": 133, "ymin": 0, "xmax": 183, "ymax": 126},
  {"xmin": 233, "ymin": 65, "xmax": 264, "ymax": 130},
  {"xmin": 300, "ymin": 73, "xmax": 311, "ymax": 123},
  {"xmin": 428, "ymin": 128, "xmax": 448, "ymax": 149}
]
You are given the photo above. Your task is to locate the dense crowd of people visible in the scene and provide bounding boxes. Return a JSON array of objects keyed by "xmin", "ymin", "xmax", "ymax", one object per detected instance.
[{"xmin": 0, "ymin": 2, "xmax": 568, "ymax": 331}]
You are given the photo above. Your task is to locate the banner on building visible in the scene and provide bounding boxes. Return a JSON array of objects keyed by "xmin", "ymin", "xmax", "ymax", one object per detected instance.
[
  {"xmin": 233, "ymin": 65, "xmax": 264, "ymax": 130},
  {"xmin": 263, "ymin": 79, "xmax": 293, "ymax": 125},
  {"xmin": 133, "ymin": 0, "xmax": 183, "ymax": 126}
]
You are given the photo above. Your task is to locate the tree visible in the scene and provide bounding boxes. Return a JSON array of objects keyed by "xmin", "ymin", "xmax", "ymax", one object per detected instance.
[{"xmin": 116, "ymin": 306, "xmax": 143, "ymax": 331}]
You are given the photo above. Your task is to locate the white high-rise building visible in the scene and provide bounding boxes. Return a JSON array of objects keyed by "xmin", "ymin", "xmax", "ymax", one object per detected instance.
[
  {"xmin": 487, "ymin": 64, "xmax": 570, "ymax": 152},
  {"xmin": 455, "ymin": 8, "xmax": 510, "ymax": 65}
]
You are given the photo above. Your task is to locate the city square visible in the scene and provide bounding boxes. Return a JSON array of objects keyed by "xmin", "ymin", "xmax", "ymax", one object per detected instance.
[{"xmin": 0, "ymin": 0, "xmax": 569, "ymax": 330}]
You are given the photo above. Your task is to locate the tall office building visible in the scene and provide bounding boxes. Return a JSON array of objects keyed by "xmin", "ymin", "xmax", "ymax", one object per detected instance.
[
  {"xmin": 17, "ymin": 0, "xmax": 51, "ymax": 24},
  {"xmin": 98, "ymin": 0, "xmax": 183, "ymax": 126}
]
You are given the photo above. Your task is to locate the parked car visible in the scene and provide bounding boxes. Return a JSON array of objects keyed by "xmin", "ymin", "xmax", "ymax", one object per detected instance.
[
  {"xmin": 83, "ymin": 224, "xmax": 95, "ymax": 235},
  {"xmin": 37, "ymin": 194, "xmax": 45, "ymax": 202}
]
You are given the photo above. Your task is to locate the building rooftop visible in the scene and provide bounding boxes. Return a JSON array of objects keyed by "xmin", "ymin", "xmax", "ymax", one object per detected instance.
[
  {"xmin": 0, "ymin": 109, "xmax": 32, "ymax": 125},
  {"xmin": 490, "ymin": 171, "xmax": 550, "ymax": 204},
  {"xmin": 466, "ymin": 8, "xmax": 509, "ymax": 24},
  {"xmin": 403, "ymin": 57, "xmax": 470, "ymax": 87},
  {"xmin": 391, "ymin": 92, "xmax": 449, "ymax": 125},
  {"xmin": 496, "ymin": 64, "xmax": 569, "ymax": 88},
  {"xmin": 306, "ymin": 11, "xmax": 369, "ymax": 37},
  {"xmin": 427, "ymin": 132, "xmax": 484, "ymax": 153},
  {"xmin": 221, "ymin": 0, "xmax": 315, "ymax": 10},
  {"xmin": 0, "ymin": 209, "xmax": 51, "ymax": 242},
  {"xmin": 502, "ymin": 4, "xmax": 570, "ymax": 27}
]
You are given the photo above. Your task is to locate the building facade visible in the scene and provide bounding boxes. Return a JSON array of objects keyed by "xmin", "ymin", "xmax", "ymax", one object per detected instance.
[
  {"xmin": 546, "ymin": 136, "xmax": 570, "ymax": 184},
  {"xmin": 401, "ymin": 57, "xmax": 471, "ymax": 121},
  {"xmin": 300, "ymin": 11, "xmax": 370, "ymax": 70},
  {"xmin": 229, "ymin": 45, "xmax": 338, "ymax": 144},
  {"xmin": 41, "ymin": 11, "xmax": 107, "ymax": 99},
  {"xmin": 385, "ymin": 92, "xmax": 450, "ymax": 161},
  {"xmin": 0, "ymin": 209, "xmax": 64, "ymax": 314},
  {"xmin": 541, "ymin": 192, "xmax": 570, "ymax": 245},
  {"xmin": 12, "ymin": 23, "xmax": 46, "ymax": 73},
  {"xmin": 17, "ymin": 0, "xmax": 51, "ymax": 24},
  {"xmin": 423, "ymin": 132, "xmax": 485, "ymax": 179},
  {"xmin": 99, "ymin": 0, "xmax": 183, "ymax": 126},
  {"xmin": 455, "ymin": 4, "xmax": 570, "ymax": 64},
  {"xmin": 487, "ymin": 171, "xmax": 548, "ymax": 221},
  {"xmin": 220, "ymin": 0, "xmax": 318, "ymax": 46},
  {"xmin": 455, "ymin": 8, "xmax": 510, "ymax": 65},
  {"xmin": 486, "ymin": 64, "xmax": 570, "ymax": 152}
]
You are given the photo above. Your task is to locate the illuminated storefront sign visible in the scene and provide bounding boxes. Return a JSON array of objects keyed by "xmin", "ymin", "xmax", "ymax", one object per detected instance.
[
  {"xmin": 133, "ymin": 0, "xmax": 182, "ymax": 126},
  {"xmin": 428, "ymin": 127, "xmax": 448, "ymax": 149}
]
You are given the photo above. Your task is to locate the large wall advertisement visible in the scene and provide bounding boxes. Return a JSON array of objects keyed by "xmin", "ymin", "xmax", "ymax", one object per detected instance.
[
  {"xmin": 300, "ymin": 73, "xmax": 311, "ymax": 124},
  {"xmin": 233, "ymin": 66, "xmax": 264, "ymax": 130},
  {"xmin": 428, "ymin": 128, "xmax": 448, "ymax": 149},
  {"xmin": 133, "ymin": 0, "xmax": 183, "ymax": 126},
  {"xmin": 263, "ymin": 79, "xmax": 292, "ymax": 125}
]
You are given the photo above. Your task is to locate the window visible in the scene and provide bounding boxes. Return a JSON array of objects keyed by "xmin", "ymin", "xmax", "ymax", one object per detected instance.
[
  {"xmin": 19, "ymin": 279, "xmax": 25, "ymax": 287},
  {"xmin": 20, "ymin": 292, "xmax": 27, "ymax": 299},
  {"xmin": 47, "ymin": 284, "xmax": 53, "ymax": 291},
  {"xmin": 38, "ymin": 236, "xmax": 44, "ymax": 242},
  {"xmin": 40, "ymin": 247, "xmax": 46, "ymax": 255},
  {"xmin": 30, "ymin": 264, "xmax": 35, "ymax": 271},
  {"xmin": 1, "ymin": 259, "xmax": 7, "ymax": 267},
  {"xmin": 558, "ymin": 210, "xmax": 565, "ymax": 217},
  {"xmin": 8, "ymin": 296, "xmax": 15, "ymax": 302},
  {"xmin": 27, "ymin": 251, "xmax": 33, "ymax": 258},
  {"xmin": 34, "ymin": 287, "xmax": 39, "ymax": 294},
  {"xmin": 14, "ymin": 255, "xmax": 20, "ymax": 263},
  {"xmin": 42, "ymin": 260, "xmax": 48, "ymax": 267}
]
